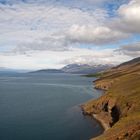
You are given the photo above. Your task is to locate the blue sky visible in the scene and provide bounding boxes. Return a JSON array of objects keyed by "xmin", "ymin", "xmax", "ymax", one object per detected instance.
[{"xmin": 0, "ymin": 0, "xmax": 140, "ymax": 69}]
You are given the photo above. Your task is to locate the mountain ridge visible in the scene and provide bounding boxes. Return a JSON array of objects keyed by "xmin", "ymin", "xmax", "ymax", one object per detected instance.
[{"xmin": 30, "ymin": 63, "xmax": 113, "ymax": 74}]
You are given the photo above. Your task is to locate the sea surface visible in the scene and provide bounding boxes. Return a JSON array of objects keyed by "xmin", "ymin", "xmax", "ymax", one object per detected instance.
[{"xmin": 0, "ymin": 73, "xmax": 104, "ymax": 140}]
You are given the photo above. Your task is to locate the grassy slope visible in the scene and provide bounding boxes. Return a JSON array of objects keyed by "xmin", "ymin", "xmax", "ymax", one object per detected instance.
[{"xmin": 83, "ymin": 58, "xmax": 140, "ymax": 140}]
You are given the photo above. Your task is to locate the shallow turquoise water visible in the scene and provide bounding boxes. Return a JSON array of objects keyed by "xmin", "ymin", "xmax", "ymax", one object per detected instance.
[{"xmin": 0, "ymin": 73, "xmax": 103, "ymax": 140}]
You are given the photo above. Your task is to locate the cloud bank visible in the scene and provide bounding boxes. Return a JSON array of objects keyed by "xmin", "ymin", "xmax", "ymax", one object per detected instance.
[{"xmin": 0, "ymin": 0, "xmax": 139, "ymax": 69}]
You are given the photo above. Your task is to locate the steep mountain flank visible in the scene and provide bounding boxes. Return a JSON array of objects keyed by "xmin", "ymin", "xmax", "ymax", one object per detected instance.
[{"xmin": 82, "ymin": 57, "xmax": 140, "ymax": 140}]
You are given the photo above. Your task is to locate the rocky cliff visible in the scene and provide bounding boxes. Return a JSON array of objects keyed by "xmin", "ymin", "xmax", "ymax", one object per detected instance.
[{"xmin": 82, "ymin": 57, "xmax": 140, "ymax": 140}]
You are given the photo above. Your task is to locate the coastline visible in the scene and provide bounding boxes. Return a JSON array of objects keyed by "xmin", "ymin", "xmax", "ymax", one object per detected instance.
[
  {"xmin": 92, "ymin": 114, "xmax": 110, "ymax": 131},
  {"xmin": 96, "ymin": 78, "xmax": 111, "ymax": 130},
  {"xmin": 81, "ymin": 78, "xmax": 109, "ymax": 137},
  {"xmin": 81, "ymin": 58, "xmax": 140, "ymax": 140},
  {"xmin": 91, "ymin": 82, "xmax": 110, "ymax": 132},
  {"xmin": 81, "ymin": 76, "xmax": 115, "ymax": 139}
]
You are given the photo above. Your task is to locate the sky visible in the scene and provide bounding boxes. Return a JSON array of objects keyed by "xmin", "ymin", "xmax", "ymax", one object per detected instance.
[{"xmin": 0, "ymin": 0, "xmax": 140, "ymax": 70}]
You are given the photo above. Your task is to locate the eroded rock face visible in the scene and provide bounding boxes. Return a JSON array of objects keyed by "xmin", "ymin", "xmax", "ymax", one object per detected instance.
[{"xmin": 82, "ymin": 96, "xmax": 120, "ymax": 129}]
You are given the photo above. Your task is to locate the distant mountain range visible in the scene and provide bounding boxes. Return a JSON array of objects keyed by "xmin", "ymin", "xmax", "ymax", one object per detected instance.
[
  {"xmin": 30, "ymin": 69, "xmax": 63, "ymax": 73},
  {"xmin": 31, "ymin": 63, "xmax": 113, "ymax": 74},
  {"xmin": 61, "ymin": 64, "xmax": 113, "ymax": 74}
]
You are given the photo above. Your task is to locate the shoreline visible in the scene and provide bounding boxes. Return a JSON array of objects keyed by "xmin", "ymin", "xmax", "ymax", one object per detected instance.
[
  {"xmin": 81, "ymin": 105, "xmax": 110, "ymax": 133},
  {"xmin": 81, "ymin": 105, "xmax": 107, "ymax": 139},
  {"xmin": 92, "ymin": 84, "xmax": 110, "ymax": 132},
  {"xmin": 92, "ymin": 114, "xmax": 110, "ymax": 131},
  {"xmin": 92, "ymin": 79, "xmax": 110, "ymax": 131},
  {"xmin": 92, "ymin": 79, "xmax": 111, "ymax": 132},
  {"xmin": 81, "ymin": 78, "xmax": 110, "ymax": 138}
]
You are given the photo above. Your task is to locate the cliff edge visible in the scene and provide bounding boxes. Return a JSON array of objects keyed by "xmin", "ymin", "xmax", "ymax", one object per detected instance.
[{"xmin": 82, "ymin": 57, "xmax": 140, "ymax": 140}]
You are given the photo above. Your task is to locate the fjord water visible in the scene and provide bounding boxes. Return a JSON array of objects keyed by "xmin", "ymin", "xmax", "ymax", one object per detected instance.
[{"xmin": 0, "ymin": 73, "xmax": 103, "ymax": 140}]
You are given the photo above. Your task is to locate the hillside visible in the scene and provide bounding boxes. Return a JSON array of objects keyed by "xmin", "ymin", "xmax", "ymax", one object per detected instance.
[{"xmin": 82, "ymin": 57, "xmax": 140, "ymax": 140}]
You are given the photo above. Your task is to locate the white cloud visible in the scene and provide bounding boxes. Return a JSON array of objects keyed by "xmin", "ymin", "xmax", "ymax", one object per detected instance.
[
  {"xmin": 0, "ymin": 2, "xmax": 108, "ymax": 51},
  {"xmin": 117, "ymin": 42, "xmax": 140, "ymax": 57},
  {"xmin": 13, "ymin": 35, "xmax": 70, "ymax": 53},
  {"xmin": 0, "ymin": 47, "xmax": 132, "ymax": 69},
  {"xmin": 111, "ymin": 0, "xmax": 140, "ymax": 33},
  {"xmin": 0, "ymin": 0, "xmax": 139, "ymax": 69},
  {"xmin": 66, "ymin": 25, "xmax": 129, "ymax": 45},
  {"xmin": 65, "ymin": 0, "xmax": 140, "ymax": 45}
]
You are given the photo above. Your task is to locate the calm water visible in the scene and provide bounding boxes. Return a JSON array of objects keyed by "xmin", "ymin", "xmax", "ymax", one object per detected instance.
[{"xmin": 0, "ymin": 73, "xmax": 103, "ymax": 140}]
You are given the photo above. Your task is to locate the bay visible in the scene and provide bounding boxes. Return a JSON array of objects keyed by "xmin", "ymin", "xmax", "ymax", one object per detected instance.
[{"xmin": 0, "ymin": 73, "xmax": 103, "ymax": 140}]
